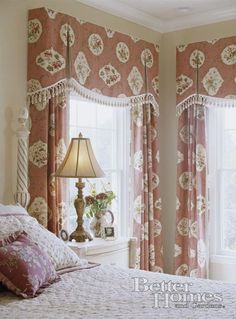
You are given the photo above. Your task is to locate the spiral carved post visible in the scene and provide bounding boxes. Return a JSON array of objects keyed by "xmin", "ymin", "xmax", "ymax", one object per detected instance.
[{"xmin": 14, "ymin": 107, "xmax": 30, "ymax": 208}]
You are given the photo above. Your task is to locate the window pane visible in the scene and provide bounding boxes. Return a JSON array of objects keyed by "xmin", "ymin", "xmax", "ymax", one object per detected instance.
[
  {"xmin": 70, "ymin": 126, "xmax": 78, "ymax": 139},
  {"xmin": 76, "ymin": 128, "xmax": 97, "ymax": 145},
  {"xmin": 223, "ymin": 210, "xmax": 236, "ymax": 251},
  {"xmin": 97, "ymin": 106, "xmax": 114, "ymax": 129},
  {"xmin": 95, "ymin": 130, "xmax": 114, "ymax": 170},
  {"xmin": 76, "ymin": 101, "xmax": 97, "ymax": 128},
  {"xmin": 70, "ymin": 100, "xmax": 78, "ymax": 126},
  {"xmin": 222, "ymin": 171, "xmax": 236, "ymax": 210},
  {"xmin": 208, "ymin": 107, "xmax": 236, "ymax": 256},
  {"xmin": 224, "ymin": 131, "xmax": 236, "ymax": 168},
  {"xmin": 68, "ymin": 95, "xmax": 130, "ymax": 237},
  {"xmin": 224, "ymin": 108, "xmax": 236, "ymax": 129}
]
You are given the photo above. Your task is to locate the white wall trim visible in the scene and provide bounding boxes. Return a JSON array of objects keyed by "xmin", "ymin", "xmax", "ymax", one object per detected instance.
[
  {"xmin": 211, "ymin": 254, "xmax": 236, "ymax": 265},
  {"xmin": 77, "ymin": 0, "xmax": 164, "ymax": 32},
  {"xmin": 164, "ymin": 6, "xmax": 236, "ymax": 32},
  {"xmin": 77, "ymin": 0, "xmax": 236, "ymax": 33}
]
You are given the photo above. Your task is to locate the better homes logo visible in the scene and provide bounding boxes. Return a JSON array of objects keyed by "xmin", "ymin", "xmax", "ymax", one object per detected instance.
[{"xmin": 132, "ymin": 277, "xmax": 224, "ymax": 309}]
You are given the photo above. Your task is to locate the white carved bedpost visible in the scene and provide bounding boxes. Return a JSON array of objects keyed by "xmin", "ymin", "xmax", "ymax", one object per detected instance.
[{"xmin": 14, "ymin": 107, "xmax": 30, "ymax": 208}]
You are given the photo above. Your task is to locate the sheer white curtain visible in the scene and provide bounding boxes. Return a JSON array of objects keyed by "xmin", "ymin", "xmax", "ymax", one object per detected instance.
[{"xmin": 207, "ymin": 105, "xmax": 236, "ymax": 260}]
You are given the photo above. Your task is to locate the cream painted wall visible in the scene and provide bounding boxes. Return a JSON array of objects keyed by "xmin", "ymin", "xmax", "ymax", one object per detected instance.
[
  {"xmin": 0, "ymin": 0, "xmax": 161, "ymax": 204},
  {"xmin": 160, "ymin": 19, "xmax": 236, "ymax": 279}
]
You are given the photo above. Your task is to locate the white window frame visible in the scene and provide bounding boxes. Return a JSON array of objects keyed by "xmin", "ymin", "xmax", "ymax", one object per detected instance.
[
  {"xmin": 68, "ymin": 94, "xmax": 131, "ymax": 238},
  {"xmin": 208, "ymin": 107, "xmax": 236, "ymax": 263}
]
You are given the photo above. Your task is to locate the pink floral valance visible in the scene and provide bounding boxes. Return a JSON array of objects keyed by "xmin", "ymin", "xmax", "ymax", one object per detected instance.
[
  {"xmin": 28, "ymin": 7, "xmax": 159, "ymax": 104},
  {"xmin": 176, "ymin": 36, "xmax": 236, "ymax": 107}
]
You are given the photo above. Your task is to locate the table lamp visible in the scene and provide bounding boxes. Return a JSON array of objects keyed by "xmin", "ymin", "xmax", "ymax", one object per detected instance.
[{"xmin": 55, "ymin": 133, "xmax": 104, "ymax": 242}]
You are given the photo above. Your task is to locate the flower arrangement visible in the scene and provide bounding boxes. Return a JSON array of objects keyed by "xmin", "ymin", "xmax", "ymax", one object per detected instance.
[{"xmin": 85, "ymin": 182, "xmax": 116, "ymax": 218}]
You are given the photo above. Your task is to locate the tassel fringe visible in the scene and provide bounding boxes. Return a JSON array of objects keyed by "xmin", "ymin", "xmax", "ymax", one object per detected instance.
[
  {"xmin": 176, "ymin": 93, "xmax": 236, "ymax": 117},
  {"xmin": 27, "ymin": 77, "xmax": 160, "ymax": 116}
]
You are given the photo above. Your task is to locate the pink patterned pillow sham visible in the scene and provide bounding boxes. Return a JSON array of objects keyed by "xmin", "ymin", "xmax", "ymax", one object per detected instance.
[
  {"xmin": 0, "ymin": 204, "xmax": 88, "ymax": 270},
  {"xmin": 0, "ymin": 231, "xmax": 59, "ymax": 298}
]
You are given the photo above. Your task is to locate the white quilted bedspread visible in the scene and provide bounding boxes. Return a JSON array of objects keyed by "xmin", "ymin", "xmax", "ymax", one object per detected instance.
[{"xmin": 1, "ymin": 265, "xmax": 236, "ymax": 319}]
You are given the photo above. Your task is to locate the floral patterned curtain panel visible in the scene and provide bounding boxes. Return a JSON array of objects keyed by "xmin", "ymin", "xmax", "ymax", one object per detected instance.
[
  {"xmin": 132, "ymin": 102, "xmax": 163, "ymax": 271},
  {"xmin": 27, "ymin": 6, "xmax": 163, "ymax": 265},
  {"xmin": 175, "ymin": 36, "xmax": 236, "ymax": 277},
  {"xmin": 175, "ymin": 100, "xmax": 207, "ymax": 278},
  {"xmin": 28, "ymin": 8, "xmax": 69, "ymax": 233},
  {"xmin": 27, "ymin": 7, "xmax": 159, "ymax": 102},
  {"xmin": 28, "ymin": 97, "xmax": 67, "ymax": 233}
]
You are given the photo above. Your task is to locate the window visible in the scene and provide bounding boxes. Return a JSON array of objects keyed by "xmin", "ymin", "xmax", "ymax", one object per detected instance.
[
  {"xmin": 208, "ymin": 107, "xmax": 236, "ymax": 257},
  {"xmin": 68, "ymin": 95, "xmax": 130, "ymax": 237}
]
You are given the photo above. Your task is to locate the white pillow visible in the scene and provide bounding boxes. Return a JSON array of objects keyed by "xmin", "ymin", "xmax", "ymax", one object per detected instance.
[
  {"xmin": 18, "ymin": 215, "xmax": 88, "ymax": 270},
  {"xmin": 0, "ymin": 203, "xmax": 28, "ymax": 216},
  {"xmin": 0, "ymin": 204, "xmax": 88, "ymax": 270},
  {"xmin": 0, "ymin": 216, "xmax": 23, "ymax": 240}
]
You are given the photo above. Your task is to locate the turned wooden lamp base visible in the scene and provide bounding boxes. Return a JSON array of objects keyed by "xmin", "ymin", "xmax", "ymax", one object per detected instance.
[
  {"xmin": 69, "ymin": 229, "xmax": 93, "ymax": 242},
  {"xmin": 69, "ymin": 178, "xmax": 93, "ymax": 242}
]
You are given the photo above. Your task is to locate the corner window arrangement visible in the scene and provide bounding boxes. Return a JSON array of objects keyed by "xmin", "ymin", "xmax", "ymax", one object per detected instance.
[
  {"xmin": 208, "ymin": 107, "xmax": 236, "ymax": 259},
  {"xmin": 27, "ymin": 7, "xmax": 163, "ymax": 271},
  {"xmin": 68, "ymin": 95, "xmax": 130, "ymax": 237}
]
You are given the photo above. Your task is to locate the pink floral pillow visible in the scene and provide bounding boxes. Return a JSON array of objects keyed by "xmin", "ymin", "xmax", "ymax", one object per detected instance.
[{"xmin": 0, "ymin": 231, "xmax": 59, "ymax": 298}]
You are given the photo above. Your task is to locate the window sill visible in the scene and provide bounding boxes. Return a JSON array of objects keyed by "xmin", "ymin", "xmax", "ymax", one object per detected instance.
[{"xmin": 210, "ymin": 254, "xmax": 236, "ymax": 265}]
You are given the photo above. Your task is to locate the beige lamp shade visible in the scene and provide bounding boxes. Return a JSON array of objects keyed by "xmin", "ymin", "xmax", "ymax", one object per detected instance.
[{"xmin": 56, "ymin": 133, "xmax": 105, "ymax": 178}]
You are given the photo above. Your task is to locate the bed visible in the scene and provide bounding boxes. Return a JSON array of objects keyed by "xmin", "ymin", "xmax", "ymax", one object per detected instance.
[
  {"xmin": 0, "ymin": 110, "xmax": 236, "ymax": 319},
  {"xmin": 1, "ymin": 208, "xmax": 236, "ymax": 317},
  {"xmin": 1, "ymin": 263, "xmax": 236, "ymax": 319}
]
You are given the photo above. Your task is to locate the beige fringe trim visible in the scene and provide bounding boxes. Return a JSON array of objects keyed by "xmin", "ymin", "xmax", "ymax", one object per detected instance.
[
  {"xmin": 27, "ymin": 78, "xmax": 159, "ymax": 116},
  {"xmin": 176, "ymin": 93, "xmax": 236, "ymax": 117}
]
